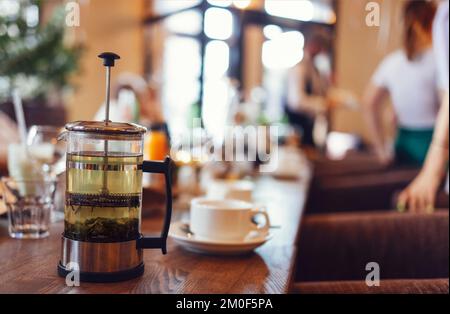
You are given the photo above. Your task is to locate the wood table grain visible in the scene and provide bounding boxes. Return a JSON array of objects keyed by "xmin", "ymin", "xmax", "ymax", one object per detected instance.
[{"xmin": 0, "ymin": 174, "xmax": 310, "ymax": 294}]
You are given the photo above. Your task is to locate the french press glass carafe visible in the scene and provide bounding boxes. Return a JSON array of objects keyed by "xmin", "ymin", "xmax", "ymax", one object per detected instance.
[{"xmin": 57, "ymin": 53, "xmax": 172, "ymax": 282}]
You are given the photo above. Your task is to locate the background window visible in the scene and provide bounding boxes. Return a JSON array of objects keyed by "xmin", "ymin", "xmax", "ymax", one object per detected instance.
[
  {"xmin": 162, "ymin": 37, "xmax": 201, "ymax": 135},
  {"xmin": 147, "ymin": 0, "xmax": 336, "ymax": 138},
  {"xmin": 204, "ymin": 8, "xmax": 233, "ymax": 40}
]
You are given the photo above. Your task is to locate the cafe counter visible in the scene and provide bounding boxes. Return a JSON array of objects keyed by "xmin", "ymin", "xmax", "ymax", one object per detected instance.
[{"xmin": 0, "ymin": 172, "xmax": 310, "ymax": 294}]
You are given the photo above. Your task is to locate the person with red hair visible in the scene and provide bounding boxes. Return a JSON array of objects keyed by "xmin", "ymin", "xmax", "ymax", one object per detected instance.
[
  {"xmin": 363, "ymin": 1, "xmax": 439, "ymax": 167},
  {"xmin": 398, "ymin": 0, "xmax": 449, "ymax": 213}
]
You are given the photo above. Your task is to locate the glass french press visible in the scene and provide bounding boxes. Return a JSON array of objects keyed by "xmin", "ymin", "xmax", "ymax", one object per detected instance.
[{"xmin": 57, "ymin": 52, "xmax": 172, "ymax": 282}]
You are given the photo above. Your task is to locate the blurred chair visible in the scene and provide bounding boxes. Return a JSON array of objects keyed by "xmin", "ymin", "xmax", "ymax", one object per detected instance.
[
  {"xmin": 306, "ymin": 166, "xmax": 420, "ymax": 213},
  {"xmin": 312, "ymin": 150, "xmax": 390, "ymax": 177},
  {"xmin": 305, "ymin": 148, "xmax": 422, "ymax": 213},
  {"xmin": 292, "ymin": 210, "xmax": 449, "ymax": 294}
]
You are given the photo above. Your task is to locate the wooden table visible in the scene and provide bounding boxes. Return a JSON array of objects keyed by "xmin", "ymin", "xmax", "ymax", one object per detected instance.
[{"xmin": 0, "ymin": 173, "xmax": 310, "ymax": 294}]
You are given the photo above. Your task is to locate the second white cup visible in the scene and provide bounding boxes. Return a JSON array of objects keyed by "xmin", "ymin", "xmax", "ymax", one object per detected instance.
[
  {"xmin": 190, "ymin": 198, "xmax": 270, "ymax": 241},
  {"xmin": 206, "ymin": 179, "xmax": 254, "ymax": 202}
]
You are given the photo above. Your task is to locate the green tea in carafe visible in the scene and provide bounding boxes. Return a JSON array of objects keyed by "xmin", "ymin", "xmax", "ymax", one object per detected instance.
[
  {"xmin": 58, "ymin": 53, "xmax": 174, "ymax": 283},
  {"xmin": 65, "ymin": 152, "xmax": 143, "ymax": 242}
]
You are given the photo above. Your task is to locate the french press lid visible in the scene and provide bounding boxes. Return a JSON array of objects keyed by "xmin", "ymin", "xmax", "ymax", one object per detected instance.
[{"xmin": 65, "ymin": 121, "xmax": 147, "ymax": 136}]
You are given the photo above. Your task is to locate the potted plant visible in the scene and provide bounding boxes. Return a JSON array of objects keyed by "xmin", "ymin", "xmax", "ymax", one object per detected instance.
[{"xmin": 0, "ymin": 0, "xmax": 82, "ymax": 126}]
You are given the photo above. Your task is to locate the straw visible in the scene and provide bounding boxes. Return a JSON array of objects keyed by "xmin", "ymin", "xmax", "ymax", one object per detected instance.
[{"xmin": 12, "ymin": 88, "xmax": 28, "ymax": 152}]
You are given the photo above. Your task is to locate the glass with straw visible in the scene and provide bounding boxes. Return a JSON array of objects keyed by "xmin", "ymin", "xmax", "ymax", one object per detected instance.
[{"xmin": 2, "ymin": 89, "xmax": 55, "ymax": 239}]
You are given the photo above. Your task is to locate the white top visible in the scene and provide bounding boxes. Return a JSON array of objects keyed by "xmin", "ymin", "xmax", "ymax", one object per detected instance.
[
  {"xmin": 372, "ymin": 49, "xmax": 440, "ymax": 129},
  {"xmin": 433, "ymin": 1, "xmax": 449, "ymax": 194},
  {"xmin": 433, "ymin": 0, "xmax": 449, "ymax": 92}
]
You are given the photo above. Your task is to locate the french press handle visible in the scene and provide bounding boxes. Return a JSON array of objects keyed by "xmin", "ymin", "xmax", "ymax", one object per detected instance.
[{"xmin": 137, "ymin": 156, "xmax": 173, "ymax": 254}]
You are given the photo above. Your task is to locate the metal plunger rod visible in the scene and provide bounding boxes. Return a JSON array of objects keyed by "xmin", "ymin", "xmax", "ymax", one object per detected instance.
[
  {"xmin": 104, "ymin": 66, "xmax": 111, "ymax": 124},
  {"xmin": 102, "ymin": 67, "xmax": 111, "ymax": 193},
  {"xmin": 98, "ymin": 52, "xmax": 120, "ymax": 194}
]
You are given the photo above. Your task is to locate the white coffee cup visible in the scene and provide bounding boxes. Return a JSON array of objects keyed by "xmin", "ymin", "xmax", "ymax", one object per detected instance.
[
  {"xmin": 206, "ymin": 180, "xmax": 254, "ymax": 203},
  {"xmin": 190, "ymin": 198, "xmax": 270, "ymax": 241}
]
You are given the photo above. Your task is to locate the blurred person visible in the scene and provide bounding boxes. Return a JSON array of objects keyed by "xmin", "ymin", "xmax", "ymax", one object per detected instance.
[
  {"xmin": 94, "ymin": 73, "xmax": 164, "ymax": 124},
  {"xmin": 363, "ymin": 1, "xmax": 439, "ymax": 166},
  {"xmin": 94, "ymin": 73, "xmax": 169, "ymax": 138},
  {"xmin": 399, "ymin": 0, "xmax": 449, "ymax": 213},
  {"xmin": 285, "ymin": 33, "xmax": 330, "ymax": 147}
]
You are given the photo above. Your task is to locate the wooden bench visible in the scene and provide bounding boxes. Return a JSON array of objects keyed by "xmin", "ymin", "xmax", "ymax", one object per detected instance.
[{"xmin": 292, "ymin": 211, "xmax": 449, "ymax": 294}]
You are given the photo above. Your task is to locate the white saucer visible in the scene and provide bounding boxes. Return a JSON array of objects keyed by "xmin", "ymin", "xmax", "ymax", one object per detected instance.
[{"xmin": 169, "ymin": 221, "xmax": 273, "ymax": 255}]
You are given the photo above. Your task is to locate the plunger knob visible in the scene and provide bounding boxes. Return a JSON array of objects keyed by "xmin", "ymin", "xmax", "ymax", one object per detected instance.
[{"xmin": 98, "ymin": 52, "xmax": 120, "ymax": 67}]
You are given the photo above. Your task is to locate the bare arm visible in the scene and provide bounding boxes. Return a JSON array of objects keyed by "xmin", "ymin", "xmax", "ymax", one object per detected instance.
[
  {"xmin": 398, "ymin": 93, "xmax": 449, "ymax": 212},
  {"xmin": 362, "ymin": 83, "xmax": 391, "ymax": 164}
]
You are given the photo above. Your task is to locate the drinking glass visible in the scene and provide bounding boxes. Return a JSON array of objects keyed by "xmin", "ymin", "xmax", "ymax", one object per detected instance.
[
  {"xmin": 1, "ymin": 177, "xmax": 56, "ymax": 239},
  {"xmin": 27, "ymin": 125, "xmax": 66, "ymax": 221},
  {"xmin": 27, "ymin": 125, "xmax": 65, "ymax": 175},
  {"xmin": 171, "ymin": 127, "xmax": 211, "ymax": 197}
]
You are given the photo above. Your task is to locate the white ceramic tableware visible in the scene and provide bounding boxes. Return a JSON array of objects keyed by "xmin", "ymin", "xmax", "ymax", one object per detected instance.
[
  {"xmin": 169, "ymin": 221, "xmax": 273, "ymax": 255},
  {"xmin": 190, "ymin": 198, "xmax": 270, "ymax": 241},
  {"xmin": 206, "ymin": 179, "xmax": 254, "ymax": 202}
]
